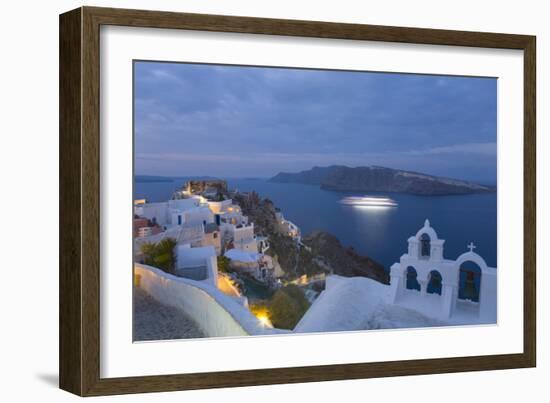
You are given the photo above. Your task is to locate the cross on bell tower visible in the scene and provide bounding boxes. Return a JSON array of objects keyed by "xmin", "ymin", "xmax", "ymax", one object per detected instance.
[{"xmin": 467, "ymin": 242, "xmax": 476, "ymax": 252}]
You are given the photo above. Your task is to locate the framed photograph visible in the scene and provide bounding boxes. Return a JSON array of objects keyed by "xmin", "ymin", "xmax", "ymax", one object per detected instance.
[{"xmin": 59, "ymin": 6, "xmax": 536, "ymax": 396}]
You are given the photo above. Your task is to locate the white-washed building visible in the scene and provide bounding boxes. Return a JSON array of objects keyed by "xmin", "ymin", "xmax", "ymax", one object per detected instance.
[
  {"xmin": 133, "ymin": 223, "xmax": 206, "ymax": 262},
  {"xmin": 224, "ymin": 249, "xmax": 276, "ymax": 284},
  {"xmin": 134, "ymin": 201, "xmax": 171, "ymax": 226},
  {"xmin": 134, "ymin": 196, "xmax": 213, "ymax": 229},
  {"xmin": 192, "ymin": 222, "xmax": 222, "ymax": 255},
  {"xmin": 176, "ymin": 244, "xmax": 218, "ymax": 287},
  {"xmin": 221, "ymin": 222, "xmax": 258, "ymax": 253},
  {"xmin": 275, "ymin": 211, "xmax": 301, "ymax": 242},
  {"xmin": 206, "ymin": 199, "xmax": 234, "ymax": 214},
  {"xmin": 389, "ymin": 219, "xmax": 497, "ymax": 323}
]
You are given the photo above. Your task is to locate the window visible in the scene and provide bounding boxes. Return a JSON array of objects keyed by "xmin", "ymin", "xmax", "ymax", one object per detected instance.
[
  {"xmin": 459, "ymin": 261, "xmax": 482, "ymax": 302},
  {"xmin": 420, "ymin": 233, "xmax": 431, "ymax": 257},
  {"xmin": 406, "ymin": 267, "xmax": 421, "ymax": 291},
  {"xmin": 427, "ymin": 270, "xmax": 443, "ymax": 295}
]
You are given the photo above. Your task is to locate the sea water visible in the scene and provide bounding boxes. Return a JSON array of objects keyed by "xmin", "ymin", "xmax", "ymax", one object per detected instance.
[{"xmin": 134, "ymin": 178, "xmax": 497, "ymax": 270}]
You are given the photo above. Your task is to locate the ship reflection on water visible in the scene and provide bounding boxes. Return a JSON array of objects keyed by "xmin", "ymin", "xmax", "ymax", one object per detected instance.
[{"xmin": 340, "ymin": 196, "xmax": 398, "ymax": 210}]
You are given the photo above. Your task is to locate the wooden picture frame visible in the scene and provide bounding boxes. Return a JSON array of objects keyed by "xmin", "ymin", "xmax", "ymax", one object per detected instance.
[{"xmin": 59, "ymin": 6, "xmax": 536, "ymax": 396}]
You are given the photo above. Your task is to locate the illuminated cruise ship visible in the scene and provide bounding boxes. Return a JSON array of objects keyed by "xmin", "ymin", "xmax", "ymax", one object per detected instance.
[{"xmin": 340, "ymin": 196, "xmax": 398, "ymax": 207}]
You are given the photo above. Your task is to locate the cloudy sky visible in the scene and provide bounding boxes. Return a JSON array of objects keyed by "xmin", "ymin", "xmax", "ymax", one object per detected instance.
[{"xmin": 134, "ymin": 61, "xmax": 497, "ymax": 182}]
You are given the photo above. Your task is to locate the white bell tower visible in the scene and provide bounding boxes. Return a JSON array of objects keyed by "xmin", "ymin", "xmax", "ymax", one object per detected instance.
[{"xmin": 406, "ymin": 219, "xmax": 445, "ymax": 261}]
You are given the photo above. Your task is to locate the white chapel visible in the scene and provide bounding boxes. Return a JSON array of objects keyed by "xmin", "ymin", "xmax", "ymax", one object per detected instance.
[{"xmin": 389, "ymin": 219, "xmax": 497, "ymax": 323}]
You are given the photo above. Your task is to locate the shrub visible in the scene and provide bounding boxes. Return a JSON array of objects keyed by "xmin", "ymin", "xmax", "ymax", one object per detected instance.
[
  {"xmin": 217, "ymin": 255, "xmax": 232, "ymax": 273},
  {"xmin": 268, "ymin": 284, "xmax": 310, "ymax": 330},
  {"xmin": 140, "ymin": 238, "xmax": 176, "ymax": 274}
]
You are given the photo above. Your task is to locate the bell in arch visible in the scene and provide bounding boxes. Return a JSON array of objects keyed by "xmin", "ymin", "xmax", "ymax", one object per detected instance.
[{"xmin": 462, "ymin": 271, "xmax": 478, "ymax": 301}]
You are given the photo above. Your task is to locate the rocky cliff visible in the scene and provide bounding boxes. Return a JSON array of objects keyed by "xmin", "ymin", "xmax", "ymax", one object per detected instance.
[
  {"xmin": 270, "ymin": 165, "xmax": 495, "ymax": 196},
  {"xmin": 302, "ymin": 231, "xmax": 389, "ymax": 284}
]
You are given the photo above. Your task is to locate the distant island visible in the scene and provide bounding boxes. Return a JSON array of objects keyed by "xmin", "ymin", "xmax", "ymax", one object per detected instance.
[
  {"xmin": 135, "ymin": 175, "xmax": 175, "ymax": 183},
  {"xmin": 270, "ymin": 165, "xmax": 495, "ymax": 196},
  {"xmin": 135, "ymin": 175, "xmax": 219, "ymax": 184}
]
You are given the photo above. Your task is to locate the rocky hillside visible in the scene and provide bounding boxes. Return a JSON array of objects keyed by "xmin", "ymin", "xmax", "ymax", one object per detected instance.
[
  {"xmin": 270, "ymin": 165, "xmax": 495, "ymax": 196},
  {"xmin": 232, "ymin": 191, "xmax": 389, "ymax": 284},
  {"xmin": 302, "ymin": 231, "xmax": 389, "ymax": 284},
  {"xmin": 232, "ymin": 191, "xmax": 278, "ymax": 235}
]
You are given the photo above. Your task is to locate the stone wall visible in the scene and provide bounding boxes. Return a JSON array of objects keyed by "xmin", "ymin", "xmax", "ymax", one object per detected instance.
[{"xmin": 134, "ymin": 263, "xmax": 287, "ymax": 337}]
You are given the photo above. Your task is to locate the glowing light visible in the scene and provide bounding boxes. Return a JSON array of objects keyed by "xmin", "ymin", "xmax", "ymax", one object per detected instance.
[
  {"xmin": 340, "ymin": 196, "xmax": 398, "ymax": 207},
  {"xmin": 352, "ymin": 205, "xmax": 394, "ymax": 210},
  {"xmin": 250, "ymin": 305, "xmax": 273, "ymax": 327},
  {"xmin": 217, "ymin": 275, "xmax": 241, "ymax": 298},
  {"xmin": 256, "ymin": 313, "xmax": 273, "ymax": 328}
]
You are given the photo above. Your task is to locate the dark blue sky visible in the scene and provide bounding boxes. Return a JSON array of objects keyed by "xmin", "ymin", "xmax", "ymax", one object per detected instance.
[{"xmin": 135, "ymin": 61, "xmax": 497, "ymax": 182}]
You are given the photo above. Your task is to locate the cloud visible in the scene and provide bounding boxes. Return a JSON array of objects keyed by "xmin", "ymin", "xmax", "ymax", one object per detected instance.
[
  {"xmin": 403, "ymin": 142, "xmax": 497, "ymax": 156},
  {"xmin": 136, "ymin": 141, "xmax": 497, "ymax": 178},
  {"xmin": 137, "ymin": 142, "xmax": 496, "ymax": 163},
  {"xmin": 134, "ymin": 61, "xmax": 497, "ymax": 180}
]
